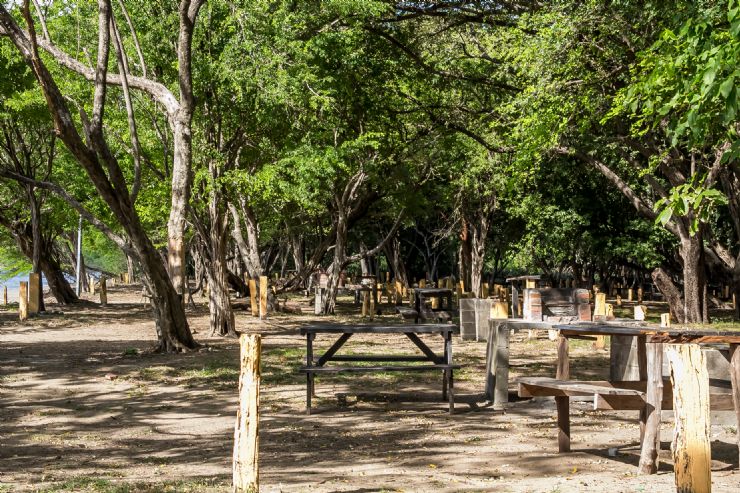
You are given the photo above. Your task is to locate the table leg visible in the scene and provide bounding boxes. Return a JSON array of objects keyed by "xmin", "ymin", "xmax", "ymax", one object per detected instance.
[
  {"xmin": 494, "ymin": 323, "xmax": 510, "ymax": 410},
  {"xmin": 306, "ymin": 332, "xmax": 314, "ymax": 415},
  {"xmin": 637, "ymin": 335, "xmax": 648, "ymax": 443},
  {"xmin": 730, "ymin": 343, "xmax": 740, "ymax": 468},
  {"xmin": 555, "ymin": 334, "xmax": 570, "ymax": 452},
  {"xmin": 638, "ymin": 342, "xmax": 663, "ymax": 475},
  {"xmin": 446, "ymin": 330, "xmax": 454, "ymax": 414},
  {"xmin": 442, "ymin": 331, "xmax": 449, "ymax": 401}
]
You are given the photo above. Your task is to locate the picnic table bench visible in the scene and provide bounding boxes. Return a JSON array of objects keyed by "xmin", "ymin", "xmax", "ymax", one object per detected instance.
[
  {"xmin": 518, "ymin": 323, "xmax": 740, "ymax": 478},
  {"xmin": 299, "ymin": 323, "xmax": 460, "ymax": 414}
]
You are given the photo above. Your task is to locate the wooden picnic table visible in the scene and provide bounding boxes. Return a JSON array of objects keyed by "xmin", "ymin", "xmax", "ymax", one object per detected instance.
[
  {"xmin": 545, "ymin": 323, "xmax": 740, "ymax": 478},
  {"xmin": 413, "ymin": 288, "xmax": 453, "ymax": 323},
  {"xmin": 299, "ymin": 323, "xmax": 460, "ymax": 414}
]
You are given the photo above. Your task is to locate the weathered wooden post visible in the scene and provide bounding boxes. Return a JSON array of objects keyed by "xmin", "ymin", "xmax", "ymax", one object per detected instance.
[
  {"xmin": 99, "ymin": 277, "xmax": 107, "ymax": 307},
  {"xmin": 361, "ymin": 290, "xmax": 369, "ymax": 317},
  {"xmin": 18, "ymin": 281, "xmax": 28, "ymax": 321},
  {"xmin": 28, "ymin": 272, "xmax": 40, "ymax": 314},
  {"xmin": 259, "ymin": 276, "xmax": 268, "ymax": 319},
  {"xmin": 3, "ymin": 285, "xmax": 7, "ymax": 305},
  {"xmin": 637, "ymin": 286, "xmax": 644, "ymax": 303},
  {"xmin": 233, "ymin": 334, "xmax": 261, "ymax": 493},
  {"xmin": 661, "ymin": 313, "xmax": 671, "ymax": 328},
  {"xmin": 394, "ymin": 280, "xmax": 402, "ymax": 305},
  {"xmin": 248, "ymin": 279, "xmax": 258, "ymax": 317},
  {"xmin": 89, "ymin": 275, "xmax": 95, "ymax": 295},
  {"xmin": 481, "ymin": 282, "xmax": 489, "ymax": 299},
  {"xmin": 638, "ymin": 341, "xmax": 663, "ymax": 474},
  {"xmin": 666, "ymin": 344, "xmax": 711, "ymax": 493},
  {"xmin": 419, "ymin": 278, "xmax": 426, "ymax": 288},
  {"xmin": 616, "ymin": 294, "xmax": 622, "ymax": 306},
  {"xmin": 729, "ymin": 344, "xmax": 740, "ymax": 466},
  {"xmin": 634, "ymin": 305, "xmax": 647, "ymax": 321},
  {"xmin": 556, "ymin": 334, "xmax": 570, "ymax": 452},
  {"xmin": 593, "ymin": 292, "xmax": 607, "ymax": 321}
]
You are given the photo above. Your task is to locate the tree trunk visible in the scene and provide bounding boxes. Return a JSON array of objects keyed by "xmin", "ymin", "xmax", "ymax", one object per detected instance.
[
  {"xmin": 383, "ymin": 236, "xmax": 409, "ymax": 287},
  {"xmin": 652, "ymin": 267, "xmax": 685, "ymax": 323},
  {"xmin": 126, "ymin": 253, "xmax": 135, "ymax": 283},
  {"xmin": 680, "ymin": 232, "xmax": 707, "ymax": 324},
  {"xmin": 469, "ymin": 214, "xmax": 489, "ymax": 298},
  {"xmin": 323, "ymin": 209, "xmax": 348, "ymax": 315},
  {"xmin": 459, "ymin": 218, "xmax": 473, "ymax": 291},
  {"xmin": 26, "ymin": 186, "xmax": 45, "ymax": 311}
]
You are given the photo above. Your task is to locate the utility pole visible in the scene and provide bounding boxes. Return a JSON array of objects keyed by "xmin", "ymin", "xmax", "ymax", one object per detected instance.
[{"xmin": 75, "ymin": 215, "xmax": 82, "ymax": 296}]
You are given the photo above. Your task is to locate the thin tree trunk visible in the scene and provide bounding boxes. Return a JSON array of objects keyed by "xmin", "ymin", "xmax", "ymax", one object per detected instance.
[{"xmin": 680, "ymin": 232, "xmax": 707, "ymax": 324}]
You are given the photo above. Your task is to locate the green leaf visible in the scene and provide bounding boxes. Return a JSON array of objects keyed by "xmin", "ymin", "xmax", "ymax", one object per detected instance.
[
  {"xmin": 655, "ymin": 206, "xmax": 673, "ymax": 226},
  {"xmin": 719, "ymin": 77, "xmax": 735, "ymax": 98}
]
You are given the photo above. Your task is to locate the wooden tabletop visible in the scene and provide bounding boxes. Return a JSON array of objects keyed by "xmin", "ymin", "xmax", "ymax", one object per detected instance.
[
  {"xmin": 300, "ymin": 323, "xmax": 457, "ymax": 335},
  {"xmin": 553, "ymin": 323, "xmax": 740, "ymax": 344},
  {"xmin": 414, "ymin": 288, "xmax": 453, "ymax": 296}
]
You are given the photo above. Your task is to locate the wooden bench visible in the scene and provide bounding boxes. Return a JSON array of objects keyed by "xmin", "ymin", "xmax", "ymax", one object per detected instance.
[{"xmin": 518, "ymin": 377, "xmax": 735, "ymax": 451}]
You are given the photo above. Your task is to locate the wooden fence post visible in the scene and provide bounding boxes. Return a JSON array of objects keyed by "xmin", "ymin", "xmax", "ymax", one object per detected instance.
[
  {"xmin": 28, "ymin": 273, "xmax": 40, "ymax": 314},
  {"xmin": 100, "ymin": 278, "xmax": 107, "ymax": 307},
  {"xmin": 3, "ymin": 285, "xmax": 7, "ymax": 305},
  {"xmin": 233, "ymin": 334, "xmax": 261, "ymax": 493},
  {"xmin": 666, "ymin": 344, "xmax": 711, "ymax": 493},
  {"xmin": 259, "ymin": 276, "xmax": 268, "ymax": 319},
  {"xmin": 248, "ymin": 279, "xmax": 258, "ymax": 317},
  {"xmin": 18, "ymin": 281, "xmax": 28, "ymax": 321}
]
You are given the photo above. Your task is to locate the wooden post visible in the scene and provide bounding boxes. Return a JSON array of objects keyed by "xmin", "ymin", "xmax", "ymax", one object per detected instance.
[
  {"xmin": 481, "ymin": 282, "xmax": 489, "ymax": 299},
  {"xmin": 605, "ymin": 303, "xmax": 614, "ymax": 320},
  {"xmin": 369, "ymin": 291, "xmax": 375, "ymax": 321},
  {"xmin": 638, "ymin": 287, "xmax": 644, "ymax": 303},
  {"xmin": 233, "ymin": 334, "xmax": 261, "ymax": 493},
  {"xmin": 616, "ymin": 294, "xmax": 622, "ymax": 307},
  {"xmin": 556, "ymin": 334, "xmax": 570, "ymax": 452},
  {"xmin": 248, "ymin": 279, "xmax": 258, "ymax": 317},
  {"xmin": 666, "ymin": 344, "xmax": 711, "ymax": 493},
  {"xmin": 361, "ymin": 290, "xmax": 369, "ymax": 317},
  {"xmin": 526, "ymin": 278, "xmax": 536, "ymax": 289},
  {"xmin": 394, "ymin": 280, "xmax": 402, "ymax": 305},
  {"xmin": 123, "ymin": 272, "xmax": 129, "ymax": 284},
  {"xmin": 99, "ymin": 278, "xmax": 107, "ymax": 307},
  {"xmin": 18, "ymin": 281, "xmax": 28, "ymax": 321},
  {"xmin": 638, "ymin": 342, "xmax": 663, "ymax": 474},
  {"xmin": 634, "ymin": 305, "xmax": 647, "ymax": 321},
  {"xmin": 627, "ymin": 288, "xmax": 634, "ymax": 302},
  {"xmin": 28, "ymin": 273, "xmax": 40, "ymax": 314},
  {"xmin": 661, "ymin": 313, "xmax": 671, "ymax": 328},
  {"xmin": 3, "ymin": 285, "xmax": 7, "ymax": 305},
  {"xmin": 729, "ymin": 344, "xmax": 740, "ymax": 468},
  {"xmin": 490, "ymin": 301, "xmax": 508, "ymax": 319},
  {"xmin": 593, "ymin": 292, "xmax": 606, "ymax": 321},
  {"xmin": 259, "ymin": 276, "xmax": 268, "ymax": 319},
  {"xmin": 419, "ymin": 278, "xmax": 426, "ymax": 288}
]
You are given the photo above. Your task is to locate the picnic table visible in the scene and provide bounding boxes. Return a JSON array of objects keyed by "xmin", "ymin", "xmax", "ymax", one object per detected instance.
[
  {"xmin": 299, "ymin": 323, "xmax": 460, "ymax": 414},
  {"xmin": 413, "ymin": 288, "xmax": 453, "ymax": 323},
  {"xmin": 518, "ymin": 323, "xmax": 740, "ymax": 478}
]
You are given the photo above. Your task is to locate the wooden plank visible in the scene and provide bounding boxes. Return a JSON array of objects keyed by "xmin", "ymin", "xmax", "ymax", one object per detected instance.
[
  {"xmin": 248, "ymin": 279, "xmax": 258, "ymax": 317},
  {"xmin": 232, "ymin": 334, "xmax": 261, "ymax": 493},
  {"xmin": 18, "ymin": 281, "xmax": 28, "ymax": 321},
  {"xmin": 596, "ymin": 392, "xmax": 734, "ymax": 411},
  {"xmin": 518, "ymin": 379, "xmax": 646, "ymax": 397},
  {"xmin": 638, "ymin": 342, "xmax": 663, "ymax": 475},
  {"xmin": 299, "ymin": 364, "xmax": 461, "ymax": 373},
  {"xmin": 300, "ymin": 324, "xmax": 456, "ymax": 335},
  {"xmin": 259, "ymin": 276, "xmax": 268, "ymax": 319},
  {"xmin": 325, "ymin": 355, "xmax": 429, "ymax": 362},
  {"xmin": 666, "ymin": 344, "xmax": 711, "ymax": 493},
  {"xmin": 556, "ymin": 334, "xmax": 570, "ymax": 453},
  {"xmin": 28, "ymin": 273, "xmax": 40, "ymax": 314},
  {"xmin": 730, "ymin": 343, "xmax": 740, "ymax": 469}
]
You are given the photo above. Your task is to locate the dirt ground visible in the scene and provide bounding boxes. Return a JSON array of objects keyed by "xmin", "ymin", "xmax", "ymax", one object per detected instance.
[{"xmin": 1, "ymin": 285, "xmax": 738, "ymax": 493}]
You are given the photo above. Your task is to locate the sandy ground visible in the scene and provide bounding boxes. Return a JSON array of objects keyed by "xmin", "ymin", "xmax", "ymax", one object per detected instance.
[{"xmin": 0, "ymin": 285, "xmax": 738, "ymax": 493}]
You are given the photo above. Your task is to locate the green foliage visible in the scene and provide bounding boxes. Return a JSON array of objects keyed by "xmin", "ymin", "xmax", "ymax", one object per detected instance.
[{"xmin": 654, "ymin": 174, "xmax": 728, "ymax": 235}]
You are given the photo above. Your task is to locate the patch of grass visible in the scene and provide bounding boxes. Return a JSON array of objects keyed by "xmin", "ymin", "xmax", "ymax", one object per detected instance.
[
  {"xmin": 36, "ymin": 476, "xmax": 228, "ymax": 492},
  {"xmin": 122, "ymin": 348, "xmax": 139, "ymax": 356}
]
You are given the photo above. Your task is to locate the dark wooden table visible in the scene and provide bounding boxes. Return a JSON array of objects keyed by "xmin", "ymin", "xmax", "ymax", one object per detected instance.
[
  {"xmin": 551, "ymin": 323, "xmax": 740, "ymax": 476},
  {"xmin": 413, "ymin": 288, "xmax": 453, "ymax": 323},
  {"xmin": 299, "ymin": 323, "xmax": 459, "ymax": 414}
]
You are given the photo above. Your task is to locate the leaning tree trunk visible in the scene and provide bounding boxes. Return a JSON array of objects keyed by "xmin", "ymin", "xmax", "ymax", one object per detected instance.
[
  {"xmin": 40, "ymin": 249, "xmax": 78, "ymax": 304},
  {"xmin": 652, "ymin": 267, "xmax": 685, "ymax": 323},
  {"xmin": 322, "ymin": 209, "xmax": 348, "ymax": 315}
]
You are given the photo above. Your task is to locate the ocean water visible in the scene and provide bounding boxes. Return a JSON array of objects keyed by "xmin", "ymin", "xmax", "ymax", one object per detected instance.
[{"xmin": 1, "ymin": 273, "xmax": 49, "ymax": 304}]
